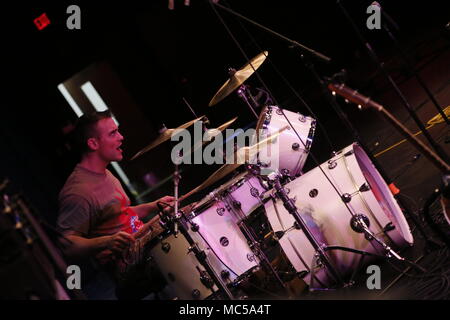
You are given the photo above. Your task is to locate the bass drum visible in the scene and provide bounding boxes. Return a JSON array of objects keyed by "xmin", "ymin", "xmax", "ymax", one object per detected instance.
[
  {"xmin": 264, "ymin": 143, "xmax": 414, "ymax": 288},
  {"xmin": 254, "ymin": 105, "xmax": 316, "ymax": 177}
]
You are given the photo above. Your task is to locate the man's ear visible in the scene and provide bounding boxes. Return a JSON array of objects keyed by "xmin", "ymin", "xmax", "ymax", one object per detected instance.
[{"xmin": 87, "ymin": 137, "xmax": 99, "ymax": 151}]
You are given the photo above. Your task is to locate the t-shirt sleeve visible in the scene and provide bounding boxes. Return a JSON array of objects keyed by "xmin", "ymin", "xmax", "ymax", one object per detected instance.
[{"xmin": 57, "ymin": 194, "xmax": 92, "ymax": 236}]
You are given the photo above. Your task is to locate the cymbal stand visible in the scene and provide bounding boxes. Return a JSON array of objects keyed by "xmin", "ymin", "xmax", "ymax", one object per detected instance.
[
  {"xmin": 236, "ymin": 84, "xmax": 259, "ymax": 120},
  {"xmin": 170, "ymin": 151, "xmax": 234, "ymax": 299},
  {"xmin": 178, "ymin": 217, "xmax": 235, "ymax": 300},
  {"xmin": 227, "ymin": 68, "xmax": 259, "ymax": 119}
]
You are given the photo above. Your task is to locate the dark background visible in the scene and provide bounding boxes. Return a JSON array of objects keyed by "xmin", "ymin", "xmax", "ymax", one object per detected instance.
[{"xmin": 2, "ymin": 0, "xmax": 449, "ymax": 227}]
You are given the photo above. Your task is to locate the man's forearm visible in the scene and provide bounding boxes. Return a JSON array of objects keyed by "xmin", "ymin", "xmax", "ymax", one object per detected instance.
[
  {"xmin": 131, "ymin": 201, "xmax": 158, "ymax": 219},
  {"xmin": 62, "ymin": 234, "xmax": 111, "ymax": 261}
]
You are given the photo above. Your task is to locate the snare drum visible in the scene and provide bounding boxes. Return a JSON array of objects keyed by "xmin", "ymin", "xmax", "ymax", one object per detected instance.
[
  {"xmin": 264, "ymin": 143, "xmax": 414, "ymax": 287},
  {"xmin": 254, "ymin": 106, "xmax": 316, "ymax": 177}
]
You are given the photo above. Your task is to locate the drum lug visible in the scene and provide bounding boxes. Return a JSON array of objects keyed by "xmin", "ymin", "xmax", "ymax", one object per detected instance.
[
  {"xmin": 190, "ymin": 222, "xmax": 200, "ymax": 232},
  {"xmin": 359, "ymin": 182, "xmax": 371, "ymax": 192},
  {"xmin": 221, "ymin": 270, "xmax": 230, "ymax": 280},
  {"xmin": 199, "ymin": 271, "xmax": 214, "ymax": 289},
  {"xmin": 191, "ymin": 289, "xmax": 201, "ymax": 299},
  {"xmin": 216, "ymin": 207, "xmax": 225, "ymax": 216},
  {"xmin": 232, "ymin": 200, "xmax": 242, "ymax": 209},
  {"xmin": 246, "ymin": 253, "xmax": 256, "ymax": 262},
  {"xmin": 344, "ymin": 150, "xmax": 354, "ymax": 157},
  {"xmin": 161, "ymin": 241, "xmax": 171, "ymax": 253},
  {"xmin": 220, "ymin": 236, "xmax": 229, "ymax": 247},
  {"xmin": 292, "ymin": 142, "xmax": 300, "ymax": 151},
  {"xmin": 250, "ymin": 187, "xmax": 260, "ymax": 198},
  {"xmin": 328, "ymin": 160, "xmax": 337, "ymax": 169},
  {"xmin": 341, "ymin": 193, "xmax": 352, "ymax": 203},
  {"xmin": 309, "ymin": 188, "xmax": 318, "ymax": 198}
]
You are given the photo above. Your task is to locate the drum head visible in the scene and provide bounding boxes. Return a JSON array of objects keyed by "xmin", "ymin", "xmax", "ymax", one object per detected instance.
[{"xmin": 353, "ymin": 144, "xmax": 414, "ymax": 244}]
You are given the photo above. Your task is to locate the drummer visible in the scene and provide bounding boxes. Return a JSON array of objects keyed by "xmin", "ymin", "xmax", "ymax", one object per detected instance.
[{"xmin": 56, "ymin": 110, "xmax": 185, "ymax": 299}]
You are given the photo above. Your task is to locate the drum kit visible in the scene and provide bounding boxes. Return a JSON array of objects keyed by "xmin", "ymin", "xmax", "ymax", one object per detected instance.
[{"xmin": 130, "ymin": 52, "xmax": 414, "ymax": 300}]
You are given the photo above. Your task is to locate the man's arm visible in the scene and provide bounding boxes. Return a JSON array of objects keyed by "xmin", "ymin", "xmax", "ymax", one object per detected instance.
[
  {"xmin": 61, "ymin": 231, "xmax": 135, "ymax": 261},
  {"xmin": 130, "ymin": 195, "xmax": 175, "ymax": 219}
]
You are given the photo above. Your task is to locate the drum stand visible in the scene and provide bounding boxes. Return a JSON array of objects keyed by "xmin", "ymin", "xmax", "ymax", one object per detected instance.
[
  {"xmin": 170, "ymin": 156, "xmax": 235, "ymax": 300},
  {"xmin": 223, "ymin": 194, "xmax": 289, "ymax": 296},
  {"xmin": 269, "ymin": 173, "xmax": 345, "ymax": 288}
]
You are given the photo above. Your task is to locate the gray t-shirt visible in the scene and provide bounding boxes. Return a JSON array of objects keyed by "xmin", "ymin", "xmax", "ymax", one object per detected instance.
[{"xmin": 57, "ymin": 165, "xmax": 142, "ymax": 238}]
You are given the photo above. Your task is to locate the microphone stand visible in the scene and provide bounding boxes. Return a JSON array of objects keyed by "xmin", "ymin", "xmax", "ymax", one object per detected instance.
[{"xmin": 336, "ymin": 0, "xmax": 450, "ymax": 163}]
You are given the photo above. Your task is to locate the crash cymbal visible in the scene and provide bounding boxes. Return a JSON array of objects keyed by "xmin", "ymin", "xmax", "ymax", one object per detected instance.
[
  {"xmin": 208, "ymin": 51, "xmax": 268, "ymax": 107},
  {"xmin": 179, "ymin": 125, "xmax": 287, "ymax": 202},
  {"xmin": 187, "ymin": 116, "xmax": 238, "ymax": 157},
  {"xmin": 130, "ymin": 115, "xmax": 205, "ymax": 161}
]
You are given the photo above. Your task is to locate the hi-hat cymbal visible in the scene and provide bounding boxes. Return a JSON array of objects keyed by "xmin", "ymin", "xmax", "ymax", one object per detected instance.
[
  {"xmin": 179, "ymin": 125, "xmax": 287, "ymax": 202},
  {"xmin": 130, "ymin": 115, "xmax": 205, "ymax": 161},
  {"xmin": 208, "ymin": 51, "xmax": 268, "ymax": 107}
]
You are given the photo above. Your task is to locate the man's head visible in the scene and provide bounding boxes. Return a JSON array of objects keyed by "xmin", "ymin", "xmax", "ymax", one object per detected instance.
[{"xmin": 72, "ymin": 111, "xmax": 124, "ymax": 163}]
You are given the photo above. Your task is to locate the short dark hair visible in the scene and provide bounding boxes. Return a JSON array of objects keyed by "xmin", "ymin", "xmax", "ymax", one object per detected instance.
[{"xmin": 70, "ymin": 110, "xmax": 112, "ymax": 155}]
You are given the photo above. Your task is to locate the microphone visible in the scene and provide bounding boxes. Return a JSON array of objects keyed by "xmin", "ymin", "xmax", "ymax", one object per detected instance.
[{"xmin": 371, "ymin": 1, "xmax": 400, "ymax": 31}]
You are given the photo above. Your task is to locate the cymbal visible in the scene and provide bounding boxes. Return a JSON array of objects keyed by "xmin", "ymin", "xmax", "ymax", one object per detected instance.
[
  {"xmin": 179, "ymin": 163, "xmax": 241, "ymax": 202},
  {"xmin": 208, "ymin": 51, "xmax": 268, "ymax": 107},
  {"xmin": 130, "ymin": 115, "xmax": 205, "ymax": 161},
  {"xmin": 187, "ymin": 116, "xmax": 238, "ymax": 156},
  {"xmin": 179, "ymin": 125, "xmax": 287, "ymax": 202}
]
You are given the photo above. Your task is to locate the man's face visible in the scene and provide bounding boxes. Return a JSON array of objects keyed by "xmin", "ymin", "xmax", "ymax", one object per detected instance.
[{"xmin": 93, "ymin": 117, "xmax": 124, "ymax": 162}]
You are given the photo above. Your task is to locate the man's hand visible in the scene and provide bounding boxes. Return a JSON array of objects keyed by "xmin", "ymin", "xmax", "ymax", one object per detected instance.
[
  {"xmin": 158, "ymin": 195, "xmax": 176, "ymax": 209},
  {"xmin": 156, "ymin": 195, "xmax": 176, "ymax": 215},
  {"xmin": 106, "ymin": 231, "xmax": 135, "ymax": 255}
]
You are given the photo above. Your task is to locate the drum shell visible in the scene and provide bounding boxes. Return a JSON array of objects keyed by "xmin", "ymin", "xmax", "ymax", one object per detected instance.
[
  {"xmin": 148, "ymin": 228, "xmax": 218, "ymax": 300},
  {"xmin": 189, "ymin": 198, "xmax": 260, "ymax": 279},
  {"xmin": 255, "ymin": 106, "xmax": 316, "ymax": 176}
]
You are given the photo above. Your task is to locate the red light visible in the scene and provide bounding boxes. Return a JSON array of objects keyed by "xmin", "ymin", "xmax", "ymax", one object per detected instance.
[{"xmin": 34, "ymin": 13, "xmax": 50, "ymax": 30}]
